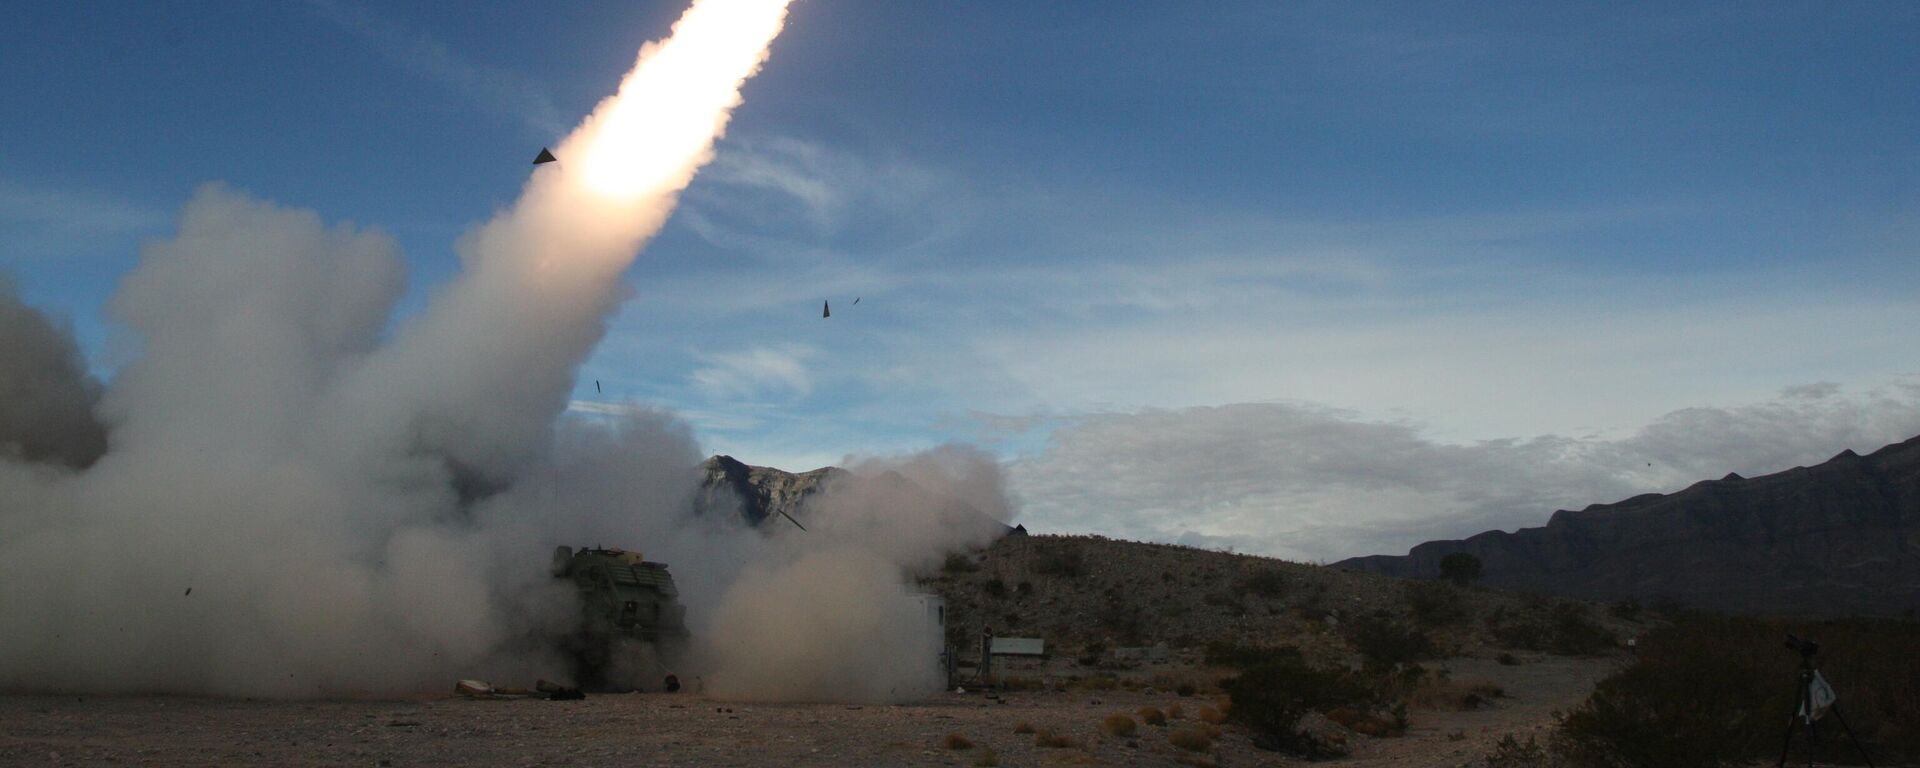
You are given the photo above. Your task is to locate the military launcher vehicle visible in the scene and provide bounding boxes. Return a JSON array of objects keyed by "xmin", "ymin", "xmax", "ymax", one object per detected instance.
[{"xmin": 550, "ymin": 545, "xmax": 689, "ymax": 692}]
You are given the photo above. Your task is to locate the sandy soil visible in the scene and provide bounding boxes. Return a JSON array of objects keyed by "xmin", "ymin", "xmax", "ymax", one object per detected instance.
[{"xmin": 0, "ymin": 656, "xmax": 1615, "ymax": 768}]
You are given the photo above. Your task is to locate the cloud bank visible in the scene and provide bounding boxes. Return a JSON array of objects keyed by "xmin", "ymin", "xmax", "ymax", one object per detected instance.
[{"xmin": 1010, "ymin": 381, "xmax": 1920, "ymax": 562}]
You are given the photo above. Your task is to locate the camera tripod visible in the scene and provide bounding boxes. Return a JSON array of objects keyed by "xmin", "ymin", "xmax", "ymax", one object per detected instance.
[{"xmin": 1776, "ymin": 640, "xmax": 1873, "ymax": 768}]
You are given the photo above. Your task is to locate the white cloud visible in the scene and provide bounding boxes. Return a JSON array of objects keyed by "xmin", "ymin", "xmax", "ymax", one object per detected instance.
[
  {"xmin": 690, "ymin": 344, "xmax": 816, "ymax": 401},
  {"xmin": 0, "ymin": 177, "xmax": 164, "ymax": 238},
  {"xmin": 1008, "ymin": 380, "xmax": 1920, "ymax": 563}
]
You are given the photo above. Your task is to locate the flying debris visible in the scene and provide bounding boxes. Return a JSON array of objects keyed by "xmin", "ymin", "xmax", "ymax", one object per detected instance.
[
  {"xmin": 183, "ymin": 588, "xmax": 192, "ymax": 597},
  {"xmin": 595, "ymin": 380, "xmax": 602, "ymax": 395},
  {"xmin": 822, "ymin": 300, "xmax": 830, "ymax": 319},
  {"xmin": 533, "ymin": 148, "xmax": 558, "ymax": 165},
  {"xmin": 852, "ymin": 297, "xmax": 860, "ymax": 305}
]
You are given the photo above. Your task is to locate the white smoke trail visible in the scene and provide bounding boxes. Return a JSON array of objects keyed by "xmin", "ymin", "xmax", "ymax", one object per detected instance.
[
  {"xmin": 326, "ymin": 0, "xmax": 794, "ymax": 482},
  {"xmin": 0, "ymin": 0, "xmax": 798, "ymax": 697}
]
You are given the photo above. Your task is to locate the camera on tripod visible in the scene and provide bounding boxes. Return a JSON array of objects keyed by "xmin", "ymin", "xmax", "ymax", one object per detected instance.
[{"xmin": 1783, "ymin": 634, "xmax": 1820, "ymax": 660}]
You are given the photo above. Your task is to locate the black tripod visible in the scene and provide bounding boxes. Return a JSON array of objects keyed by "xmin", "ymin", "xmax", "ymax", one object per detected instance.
[{"xmin": 1776, "ymin": 635, "xmax": 1873, "ymax": 768}]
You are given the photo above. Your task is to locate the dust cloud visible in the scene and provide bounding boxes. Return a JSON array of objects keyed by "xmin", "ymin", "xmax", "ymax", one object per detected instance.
[{"xmin": 0, "ymin": 0, "xmax": 1007, "ymax": 702}]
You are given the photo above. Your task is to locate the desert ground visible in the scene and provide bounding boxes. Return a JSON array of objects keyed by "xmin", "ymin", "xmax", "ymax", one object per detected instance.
[{"xmin": 0, "ymin": 655, "xmax": 1613, "ymax": 768}]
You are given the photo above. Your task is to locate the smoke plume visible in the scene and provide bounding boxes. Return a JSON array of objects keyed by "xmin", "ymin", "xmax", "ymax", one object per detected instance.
[
  {"xmin": 1, "ymin": 0, "xmax": 1009, "ymax": 702},
  {"xmin": 0, "ymin": 278, "xmax": 107, "ymax": 468}
]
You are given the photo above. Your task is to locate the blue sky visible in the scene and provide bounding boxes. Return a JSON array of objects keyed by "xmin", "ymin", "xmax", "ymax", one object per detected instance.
[{"xmin": 4, "ymin": 1, "xmax": 1918, "ymax": 559}]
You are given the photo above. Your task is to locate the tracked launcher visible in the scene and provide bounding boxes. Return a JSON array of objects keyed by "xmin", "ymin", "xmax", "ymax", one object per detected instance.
[{"xmin": 550, "ymin": 546, "xmax": 690, "ymax": 692}]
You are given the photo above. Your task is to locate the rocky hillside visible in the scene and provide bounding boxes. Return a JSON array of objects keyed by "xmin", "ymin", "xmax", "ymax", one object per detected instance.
[
  {"xmin": 1337, "ymin": 435, "xmax": 1920, "ymax": 618},
  {"xmin": 696, "ymin": 454, "xmax": 840, "ymax": 528},
  {"xmin": 697, "ymin": 455, "xmax": 1012, "ymax": 539},
  {"xmin": 926, "ymin": 534, "xmax": 1643, "ymax": 668}
]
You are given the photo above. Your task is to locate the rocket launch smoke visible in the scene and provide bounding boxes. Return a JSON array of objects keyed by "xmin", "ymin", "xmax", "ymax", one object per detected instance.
[{"xmin": 0, "ymin": 0, "xmax": 1009, "ymax": 701}]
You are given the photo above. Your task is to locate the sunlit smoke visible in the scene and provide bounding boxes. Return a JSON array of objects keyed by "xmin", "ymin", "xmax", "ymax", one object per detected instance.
[
  {"xmin": 0, "ymin": 0, "xmax": 821, "ymax": 698},
  {"xmin": 568, "ymin": 0, "xmax": 791, "ymax": 201}
]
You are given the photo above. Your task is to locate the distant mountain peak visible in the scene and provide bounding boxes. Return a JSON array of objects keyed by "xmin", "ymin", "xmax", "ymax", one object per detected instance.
[{"xmin": 1336, "ymin": 434, "xmax": 1920, "ymax": 618}]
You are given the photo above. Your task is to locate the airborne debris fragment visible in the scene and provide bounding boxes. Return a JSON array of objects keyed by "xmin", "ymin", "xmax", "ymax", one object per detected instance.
[
  {"xmin": 822, "ymin": 300, "xmax": 830, "ymax": 318},
  {"xmin": 532, "ymin": 148, "xmax": 557, "ymax": 165},
  {"xmin": 455, "ymin": 679, "xmax": 535, "ymax": 699}
]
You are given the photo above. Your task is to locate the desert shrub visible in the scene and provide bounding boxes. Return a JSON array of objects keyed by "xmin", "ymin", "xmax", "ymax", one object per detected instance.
[
  {"xmin": 1098, "ymin": 601, "xmax": 1148, "ymax": 645},
  {"xmin": 1406, "ymin": 580, "xmax": 1469, "ymax": 626},
  {"xmin": 1032, "ymin": 547, "xmax": 1084, "ymax": 577},
  {"xmin": 1483, "ymin": 734, "xmax": 1560, "ymax": 768},
  {"xmin": 1345, "ymin": 615, "xmax": 1437, "ymax": 668},
  {"xmin": 1196, "ymin": 706, "xmax": 1225, "ymax": 724},
  {"xmin": 1497, "ymin": 652, "xmax": 1520, "ymax": 666},
  {"xmin": 1204, "ymin": 641, "xmax": 1302, "ymax": 669},
  {"xmin": 1138, "ymin": 706, "xmax": 1167, "ymax": 726},
  {"xmin": 972, "ymin": 747, "xmax": 999, "ymax": 767},
  {"xmin": 983, "ymin": 578, "xmax": 1007, "ymax": 598},
  {"xmin": 1034, "ymin": 729, "xmax": 1079, "ymax": 749},
  {"xmin": 1557, "ymin": 614, "xmax": 1920, "ymax": 766},
  {"xmin": 943, "ymin": 552, "xmax": 979, "ymax": 574},
  {"xmin": 942, "ymin": 733, "xmax": 973, "ymax": 750},
  {"xmin": 1168, "ymin": 728, "xmax": 1213, "ymax": 752},
  {"xmin": 1239, "ymin": 569, "xmax": 1289, "ymax": 599},
  {"xmin": 1167, "ymin": 703, "xmax": 1185, "ymax": 719},
  {"xmin": 1440, "ymin": 552, "xmax": 1483, "ymax": 585},
  {"xmin": 1491, "ymin": 604, "xmax": 1614, "ymax": 656},
  {"xmin": 1202, "ymin": 591, "xmax": 1241, "ymax": 609},
  {"xmin": 1221, "ymin": 657, "xmax": 1375, "ymax": 754},
  {"xmin": 1547, "ymin": 604, "xmax": 1615, "ymax": 655},
  {"xmin": 1176, "ymin": 682, "xmax": 1197, "ymax": 697},
  {"xmin": 1101, "ymin": 714, "xmax": 1138, "ymax": 737},
  {"xmin": 1016, "ymin": 580, "xmax": 1033, "ymax": 597},
  {"xmin": 1012, "ymin": 722, "xmax": 1035, "ymax": 734}
]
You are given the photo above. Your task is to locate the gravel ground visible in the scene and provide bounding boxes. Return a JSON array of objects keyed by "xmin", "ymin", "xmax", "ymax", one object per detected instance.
[{"xmin": 0, "ymin": 657, "xmax": 1614, "ymax": 768}]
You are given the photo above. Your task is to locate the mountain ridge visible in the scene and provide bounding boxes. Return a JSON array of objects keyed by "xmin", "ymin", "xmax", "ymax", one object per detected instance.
[{"xmin": 1335, "ymin": 435, "xmax": 1920, "ymax": 618}]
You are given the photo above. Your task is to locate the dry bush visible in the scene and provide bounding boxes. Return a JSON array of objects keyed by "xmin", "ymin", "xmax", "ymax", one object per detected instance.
[
  {"xmin": 1345, "ymin": 614, "xmax": 1438, "ymax": 668},
  {"xmin": 1168, "ymin": 728, "xmax": 1214, "ymax": 752},
  {"xmin": 1497, "ymin": 652, "xmax": 1520, "ymax": 666},
  {"xmin": 1013, "ymin": 721, "xmax": 1035, "ymax": 734},
  {"xmin": 942, "ymin": 733, "xmax": 973, "ymax": 750},
  {"xmin": 1559, "ymin": 614, "xmax": 1920, "ymax": 766},
  {"xmin": 1100, "ymin": 714, "xmax": 1138, "ymax": 737},
  {"xmin": 1032, "ymin": 547, "xmax": 1084, "ymax": 577},
  {"xmin": 1405, "ymin": 580, "xmax": 1468, "ymax": 626},
  {"xmin": 1171, "ymin": 756, "xmax": 1216, "ymax": 768},
  {"xmin": 1489, "ymin": 603, "xmax": 1614, "ymax": 656},
  {"xmin": 1482, "ymin": 734, "xmax": 1561, "ymax": 767},
  {"xmin": 1166, "ymin": 703, "xmax": 1185, "ymax": 719},
  {"xmin": 1034, "ymin": 729, "xmax": 1080, "ymax": 749},
  {"xmin": 972, "ymin": 747, "xmax": 999, "ymax": 767},
  {"xmin": 1150, "ymin": 671, "xmax": 1209, "ymax": 695},
  {"xmin": 1239, "ymin": 569, "xmax": 1289, "ymax": 599},
  {"xmin": 1138, "ymin": 706, "xmax": 1167, "ymax": 726},
  {"xmin": 1197, "ymin": 706, "xmax": 1226, "ymax": 724}
]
